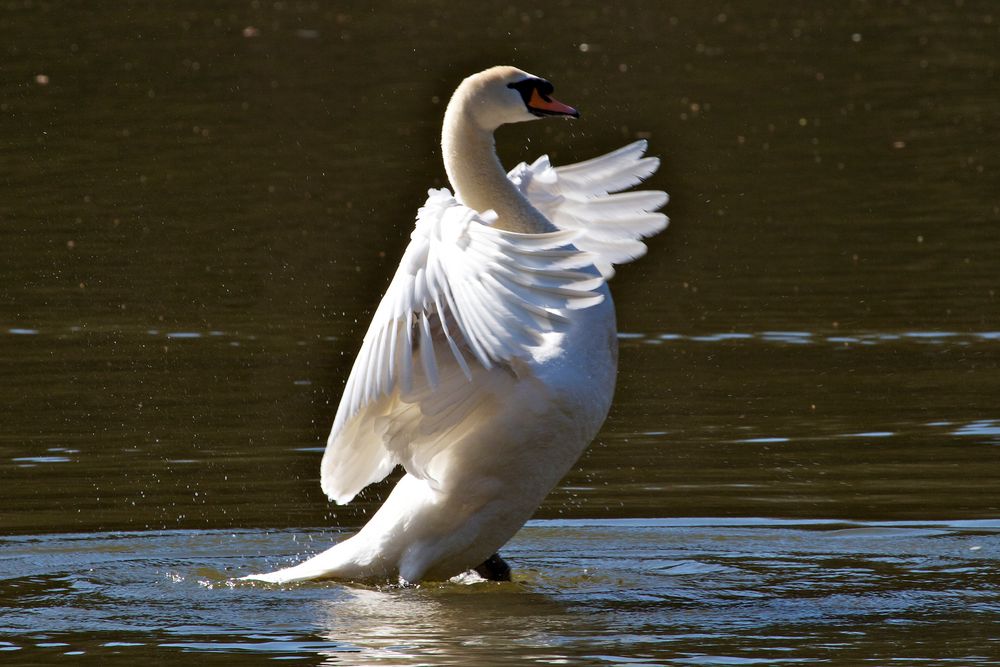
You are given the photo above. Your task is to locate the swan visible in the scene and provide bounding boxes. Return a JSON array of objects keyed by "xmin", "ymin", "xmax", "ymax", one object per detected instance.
[{"xmin": 245, "ymin": 66, "xmax": 668, "ymax": 585}]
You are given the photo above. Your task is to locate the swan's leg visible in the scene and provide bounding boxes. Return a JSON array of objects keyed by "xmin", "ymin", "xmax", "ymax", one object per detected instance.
[{"xmin": 474, "ymin": 552, "xmax": 512, "ymax": 581}]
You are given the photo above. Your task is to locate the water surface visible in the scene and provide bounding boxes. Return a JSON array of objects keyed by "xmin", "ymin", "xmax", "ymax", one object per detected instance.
[{"xmin": 3, "ymin": 519, "xmax": 999, "ymax": 664}]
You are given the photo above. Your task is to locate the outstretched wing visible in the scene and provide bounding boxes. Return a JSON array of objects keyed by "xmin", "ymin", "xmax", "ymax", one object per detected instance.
[
  {"xmin": 508, "ymin": 139, "xmax": 669, "ymax": 278},
  {"xmin": 320, "ymin": 188, "xmax": 603, "ymax": 504}
]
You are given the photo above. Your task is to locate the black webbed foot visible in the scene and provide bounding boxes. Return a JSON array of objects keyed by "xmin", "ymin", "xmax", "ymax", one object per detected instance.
[{"xmin": 474, "ymin": 553, "xmax": 512, "ymax": 581}]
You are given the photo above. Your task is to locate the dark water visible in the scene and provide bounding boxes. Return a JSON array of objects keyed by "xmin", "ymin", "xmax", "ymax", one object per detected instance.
[{"xmin": 2, "ymin": 1, "xmax": 999, "ymax": 664}]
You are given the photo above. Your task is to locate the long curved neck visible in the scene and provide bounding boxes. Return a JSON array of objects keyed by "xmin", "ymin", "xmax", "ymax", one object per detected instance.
[{"xmin": 441, "ymin": 100, "xmax": 555, "ymax": 234}]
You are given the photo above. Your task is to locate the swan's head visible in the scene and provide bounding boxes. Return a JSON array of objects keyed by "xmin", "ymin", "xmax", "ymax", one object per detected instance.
[{"xmin": 453, "ymin": 66, "xmax": 579, "ymax": 131}]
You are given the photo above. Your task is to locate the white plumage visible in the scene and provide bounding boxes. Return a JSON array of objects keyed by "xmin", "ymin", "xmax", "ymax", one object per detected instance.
[
  {"xmin": 245, "ymin": 66, "xmax": 667, "ymax": 585},
  {"xmin": 508, "ymin": 142, "xmax": 668, "ymax": 277}
]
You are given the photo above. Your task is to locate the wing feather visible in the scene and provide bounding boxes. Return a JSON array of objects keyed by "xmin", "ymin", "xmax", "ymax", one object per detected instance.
[
  {"xmin": 321, "ymin": 141, "xmax": 668, "ymax": 504},
  {"xmin": 319, "ymin": 188, "xmax": 602, "ymax": 503},
  {"xmin": 508, "ymin": 139, "xmax": 669, "ymax": 279}
]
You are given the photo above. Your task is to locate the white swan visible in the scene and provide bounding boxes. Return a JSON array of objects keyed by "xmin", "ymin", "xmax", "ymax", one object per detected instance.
[{"xmin": 245, "ymin": 66, "xmax": 668, "ymax": 585}]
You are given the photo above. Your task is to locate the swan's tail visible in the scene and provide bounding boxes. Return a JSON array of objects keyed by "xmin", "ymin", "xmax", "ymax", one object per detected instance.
[
  {"xmin": 241, "ymin": 533, "xmax": 368, "ymax": 584},
  {"xmin": 241, "ymin": 559, "xmax": 332, "ymax": 584}
]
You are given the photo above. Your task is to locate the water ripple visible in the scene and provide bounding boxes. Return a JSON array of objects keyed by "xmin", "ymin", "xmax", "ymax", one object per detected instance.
[
  {"xmin": 1, "ymin": 521, "xmax": 998, "ymax": 663},
  {"xmin": 952, "ymin": 420, "xmax": 1000, "ymax": 444},
  {"xmin": 3, "ymin": 326, "xmax": 997, "ymax": 349},
  {"xmin": 618, "ymin": 330, "xmax": 1000, "ymax": 347}
]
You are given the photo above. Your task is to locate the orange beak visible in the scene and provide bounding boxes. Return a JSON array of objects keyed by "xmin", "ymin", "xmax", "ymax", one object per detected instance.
[{"xmin": 528, "ymin": 89, "xmax": 580, "ymax": 118}]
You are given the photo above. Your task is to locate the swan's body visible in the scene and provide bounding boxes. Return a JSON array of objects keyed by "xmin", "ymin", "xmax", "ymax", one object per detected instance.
[{"xmin": 245, "ymin": 66, "xmax": 667, "ymax": 585}]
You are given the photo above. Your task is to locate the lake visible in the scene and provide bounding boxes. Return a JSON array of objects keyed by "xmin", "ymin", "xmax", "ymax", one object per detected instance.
[{"xmin": 2, "ymin": 1, "xmax": 998, "ymax": 664}]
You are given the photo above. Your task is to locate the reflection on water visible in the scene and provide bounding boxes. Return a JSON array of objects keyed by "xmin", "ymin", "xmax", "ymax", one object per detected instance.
[{"xmin": 312, "ymin": 585, "xmax": 583, "ymax": 665}]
